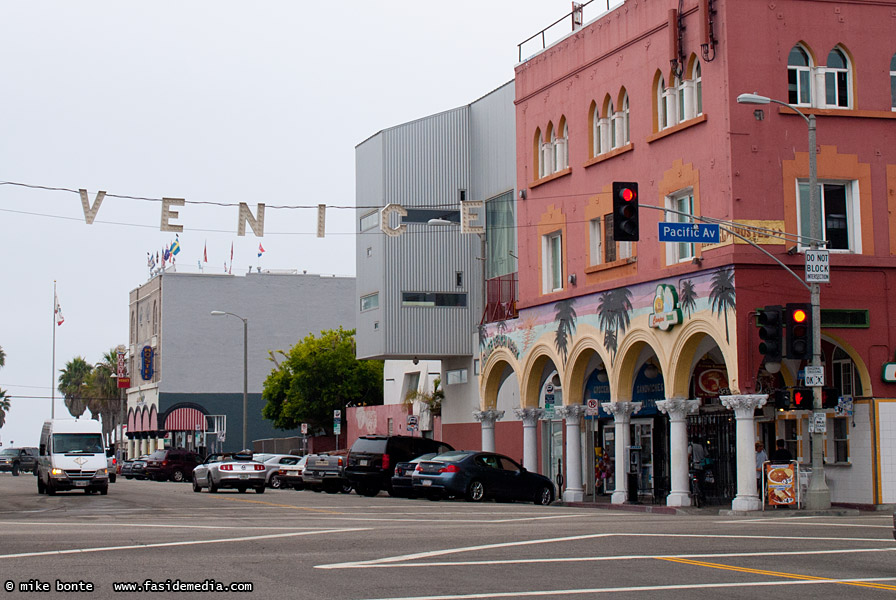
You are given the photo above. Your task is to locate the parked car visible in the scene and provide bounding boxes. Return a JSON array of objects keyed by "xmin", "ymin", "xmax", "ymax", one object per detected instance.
[
  {"xmin": 0, "ymin": 447, "xmax": 39, "ymax": 476},
  {"xmin": 192, "ymin": 451, "xmax": 266, "ymax": 493},
  {"xmin": 122, "ymin": 455, "xmax": 151, "ymax": 480},
  {"xmin": 145, "ymin": 448, "xmax": 203, "ymax": 482},
  {"xmin": 106, "ymin": 451, "xmax": 117, "ymax": 483},
  {"xmin": 345, "ymin": 435, "xmax": 454, "ymax": 497},
  {"xmin": 302, "ymin": 451, "xmax": 352, "ymax": 494},
  {"xmin": 412, "ymin": 451, "xmax": 555, "ymax": 505},
  {"xmin": 278, "ymin": 455, "xmax": 309, "ymax": 490},
  {"xmin": 390, "ymin": 453, "xmax": 438, "ymax": 498},
  {"xmin": 254, "ymin": 454, "xmax": 301, "ymax": 489}
]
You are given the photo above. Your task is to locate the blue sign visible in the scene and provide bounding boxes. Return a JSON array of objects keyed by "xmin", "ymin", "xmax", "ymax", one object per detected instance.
[
  {"xmin": 141, "ymin": 345, "xmax": 154, "ymax": 380},
  {"xmin": 658, "ymin": 222, "xmax": 720, "ymax": 244}
]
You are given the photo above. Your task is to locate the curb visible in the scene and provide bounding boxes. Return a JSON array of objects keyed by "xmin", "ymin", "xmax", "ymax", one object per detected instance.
[{"xmin": 559, "ymin": 501, "xmax": 865, "ymax": 517}]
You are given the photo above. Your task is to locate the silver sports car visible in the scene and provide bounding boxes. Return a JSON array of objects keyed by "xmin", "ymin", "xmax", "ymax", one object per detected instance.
[{"xmin": 192, "ymin": 451, "xmax": 266, "ymax": 494}]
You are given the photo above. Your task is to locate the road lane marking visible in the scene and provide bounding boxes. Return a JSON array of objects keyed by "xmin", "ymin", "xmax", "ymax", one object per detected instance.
[
  {"xmin": 0, "ymin": 527, "xmax": 370, "ymax": 560},
  {"xmin": 3, "ymin": 521, "xmax": 355, "ymax": 531},
  {"xmin": 657, "ymin": 556, "xmax": 896, "ymax": 591},
  {"xmin": 318, "ymin": 547, "xmax": 896, "ymax": 569},
  {"xmin": 317, "ymin": 531, "xmax": 894, "ymax": 569},
  {"xmin": 354, "ymin": 578, "xmax": 896, "ymax": 599}
]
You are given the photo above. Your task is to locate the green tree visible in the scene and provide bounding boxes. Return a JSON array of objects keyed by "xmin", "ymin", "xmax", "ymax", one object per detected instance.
[
  {"xmin": 261, "ymin": 328, "xmax": 383, "ymax": 432},
  {"xmin": 58, "ymin": 356, "xmax": 92, "ymax": 418},
  {"xmin": 404, "ymin": 378, "xmax": 444, "ymax": 417},
  {"xmin": 87, "ymin": 349, "xmax": 122, "ymax": 442}
]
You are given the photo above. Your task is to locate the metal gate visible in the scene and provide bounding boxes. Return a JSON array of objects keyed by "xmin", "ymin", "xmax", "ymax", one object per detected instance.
[{"xmin": 687, "ymin": 412, "xmax": 736, "ymax": 505}]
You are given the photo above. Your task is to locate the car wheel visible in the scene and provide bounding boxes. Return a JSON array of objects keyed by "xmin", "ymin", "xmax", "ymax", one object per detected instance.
[
  {"xmin": 340, "ymin": 483, "xmax": 353, "ymax": 494},
  {"xmin": 208, "ymin": 479, "xmax": 218, "ymax": 493},
  {"xmin": 534, "ymin": 485, "xmax": 553, "ymax": 506},
  {"xmin": 357, "ymin": 485, "xmax": 380, "ymax": 497},
  {"xmin": 466, "ymin": 480, "xmax": 486, "ymax": 502},
  {"xmin": 125, "ymin": 476, "xmax": 134, "ymax": 480},
  {"xmin": 110, "ymin": 473, "xmax": 116, "ymax": 483},
  {"xmin": 171, "ymin": 469, "xmax": 185, "ymax": 483},
  {"xmin": 270, "ymin": 476, "xmax": 282, "ymax": 490},
  {"xmin": 323, "ymin": 482, "xmax": 340, "ymax": 494},
  {"xmin": 100, "ymin": 486, "xmax": 108, "ymax": 496},
  {"xmin": 192, "ymin": 476, "xmax": 202, "ymax": 493},
  {"xmin": 46, "ymin": 480, "xmax": 56, "ymax": 496},
  {"xmin": 37, "ymin": 477, "xmax": 45, "ymax": 494},
  {"xmin": 427, "ymin": 492, "xmax": 443, "ymax": 501},
  {"xmin": 11, "ymin": 463, "xmax": 19, "ymax": 476},
  {"xmin": 255, "ymin": 486, "xmax": 265, "ymax": 494},
  {"xmin": 238, "ymin": 487, "xmax": 247, "ymax": 493}
]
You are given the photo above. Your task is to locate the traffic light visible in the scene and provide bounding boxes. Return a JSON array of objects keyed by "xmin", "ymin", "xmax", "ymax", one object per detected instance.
[
  {"xmin": 822, "ymin": 387, "xmax": 840, "ymax": 409},
  {"xmin": 791, "ymin": 386, "xmax": 814, "ymax": 410},
  {"xmin": 773, "ymin": 389, "xmax": 790, "ymax": 411},
  {"xmin": 612, "ymin": 181, "xmax": 639, "ymax": 242},
  {"xmin": 785, "ymin": 302, "xmax": 812, "ymax": 360},
  {"xmin": 756, "ymin": 305, "xmax": 784, "ymax": 363}
]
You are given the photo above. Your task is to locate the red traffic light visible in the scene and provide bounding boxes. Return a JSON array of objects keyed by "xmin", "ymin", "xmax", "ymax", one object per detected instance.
[
  {"xmin": 791, "ymin": 309, "xmax": 807, "ymax": 323},
  {"xmin": 791, "ymin": 387, "xmax": 813, "ymax": 410},
  {"xmin": 619, "ymin": 187, "xmax": 636, "ymax": 202}
]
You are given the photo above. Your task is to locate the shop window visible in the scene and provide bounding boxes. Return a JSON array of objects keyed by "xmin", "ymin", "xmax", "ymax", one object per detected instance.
[
  {"xmin": 832, "ymin": 417, "xmax": 849, "ymax": 463},
  {"xmin": 797, "ymin": 180, "xmax": 857, "ymax": 252}
]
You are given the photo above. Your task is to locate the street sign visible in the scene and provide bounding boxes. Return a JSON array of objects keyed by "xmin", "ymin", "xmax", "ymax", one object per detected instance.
[
  {"xmin": 658, "ymin": 222, "xmax": 720, "ymax": 244},
  {"xmin": 334, "ymin": 422, "xmax": 341, "ymax": 435},
  {"xmin": 333, "ymin": 409, "xmax": 342, "ymax": 420},
  {"xmin": 809, "ymin": 412, "xmax": 827, "ymax": 434},
  {"xmin": 804, "ymin": 365, "xmax": 825, "ymax": 387},
  {"xmin": 805, "ymin": 249, "xmax": 830, "ymax": 283},
  {"xmin": 407, "ymin": 415, "xmax": 419, "ymax": 426},
  {"xmin": 301, "ymin": 423, "xmax": 308, "ymax": 435},
  {"xmin": 585, "ymin": 398, "xmax": 600, "ymax": 416},
  {"xmin": 117, "ymin": 376, "xmax": 130, "ymax": 389}
]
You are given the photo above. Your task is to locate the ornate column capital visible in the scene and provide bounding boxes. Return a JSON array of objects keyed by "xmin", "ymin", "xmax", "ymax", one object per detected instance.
[
  {"xmin": 473, "ymin": 409, "xmax": 505, "ymax": 426},
  {"xmin": 720, "ymin": 394, "xmax": 768, "ymax": 418},
  {"xmin": 656, "ymin": 398, "xmax": 700, "ymax": 422},
  {"xmin": 513, "ymin": 407, "xmax": 544, "ymax": 427},
  {"xmin": 601, "ymin": 401, "xmax": 642, "ymax": 422},
  {"xmin": 556, "ymin": 404, "xmax": 587, "ymax": 423}
]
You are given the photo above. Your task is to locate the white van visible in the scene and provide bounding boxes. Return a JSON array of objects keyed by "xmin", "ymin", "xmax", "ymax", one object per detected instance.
[{"xmin": 37, "ymin": 419, "xmax": 109, "ymax": 495}]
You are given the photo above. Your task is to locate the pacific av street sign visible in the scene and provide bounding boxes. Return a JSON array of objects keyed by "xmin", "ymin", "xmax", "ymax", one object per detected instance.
[{"xmin": 658, "ymin": 222, "xmax": 720, "ymax": 244}]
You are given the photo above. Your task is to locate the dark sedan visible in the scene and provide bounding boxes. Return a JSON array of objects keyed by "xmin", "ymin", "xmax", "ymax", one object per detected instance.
[
  {"xmin": 390, "ymin": 453, "xmax": 438, "ymax": 498},
  {"xmin": 122, "ymin": 455, "xmax": 150, "ymax": 480},
  {"xmin": 412, "ymin": 451, "xmax": 555, "ymax": 505}
]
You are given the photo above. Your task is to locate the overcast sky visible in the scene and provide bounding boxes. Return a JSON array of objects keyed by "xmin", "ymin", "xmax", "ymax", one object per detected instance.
[{"xmin": 0, "ymin": 1, "xmax": 623, "ymax": 447}]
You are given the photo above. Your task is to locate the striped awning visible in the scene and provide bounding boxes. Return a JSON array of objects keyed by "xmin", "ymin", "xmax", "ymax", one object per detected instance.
[
  {"xmin": 127, "ymin": 409, "xmax": 137, "ymax": 432},
  {"xmin": 163, "ymin": 407, "xmax": 207, "ymax": 432},
  {"xmin": 141, "ymin": 408, "xmax": 151, "ymax": 432}
]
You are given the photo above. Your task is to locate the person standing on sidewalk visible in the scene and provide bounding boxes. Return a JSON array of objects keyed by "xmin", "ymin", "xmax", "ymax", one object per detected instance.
[
  {"xmin": 755, "ymin": 441, "xmax": 768, "ymax": 495},
  {"xmin": 769, "ymin": 439, "xmax": 793, "ymax": 463}
]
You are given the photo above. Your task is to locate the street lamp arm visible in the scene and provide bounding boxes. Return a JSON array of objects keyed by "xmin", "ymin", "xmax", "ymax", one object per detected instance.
[{"xmin": 736, "ymin": 93, "xmax": 810, "ymax": 126}]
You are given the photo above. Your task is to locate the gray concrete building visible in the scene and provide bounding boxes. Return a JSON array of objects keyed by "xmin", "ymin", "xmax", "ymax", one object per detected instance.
[{"xmin": 125, "ymin": 270, "xmax": 355, "ymax": 457}]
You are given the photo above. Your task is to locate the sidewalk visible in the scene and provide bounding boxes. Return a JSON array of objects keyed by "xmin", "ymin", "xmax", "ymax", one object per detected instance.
[{"xmin": 558, "ymin": 494, "xmax": 870, "ymax": 517}]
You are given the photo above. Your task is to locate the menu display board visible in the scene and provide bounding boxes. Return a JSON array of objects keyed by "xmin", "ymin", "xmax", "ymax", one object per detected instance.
[{"xmin": 766, "ymin": 462, "xmax": 797, "ymax": 506}]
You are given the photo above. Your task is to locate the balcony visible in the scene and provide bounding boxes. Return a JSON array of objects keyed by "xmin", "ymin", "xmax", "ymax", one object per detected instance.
[{"xmin": 482, "ymin": 273, "xmax": 518, "ymax": 325}]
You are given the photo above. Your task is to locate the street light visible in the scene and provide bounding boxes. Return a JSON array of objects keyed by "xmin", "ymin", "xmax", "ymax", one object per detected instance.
[
  {"xmin": 210, "ymin": 310, "xmax": 248, "ymax": 451},
  {"xmin": 737, "ymin": 92, "xmax": 830, "ymax": 510}
]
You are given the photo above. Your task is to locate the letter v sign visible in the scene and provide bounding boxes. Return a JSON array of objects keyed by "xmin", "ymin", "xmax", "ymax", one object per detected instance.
[{"xmin": 79, "ymin": 189, "xmax": 106, "ymax": 224}]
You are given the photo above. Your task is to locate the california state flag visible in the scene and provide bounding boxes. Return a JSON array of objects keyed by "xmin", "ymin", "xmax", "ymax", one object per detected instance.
[{"xmin": 55, "ymin": 293, "xmax": 64, "ymax": 326}]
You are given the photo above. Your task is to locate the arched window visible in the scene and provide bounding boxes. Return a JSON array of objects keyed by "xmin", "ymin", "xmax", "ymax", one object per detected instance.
[
  {"xmin": 788, "ymin": 44, "xmax": 813, "ymax": 106},
  {"xmin": 823, "ymin": 47, "xmax": 851, "ymax": 108},
  {"xmin": 590, "ymin": 101, "xmax": 600, "ymax": 157},
  {"xmin": 553, "ymin": 118, "xmax": 568, "ymax": 170},
  {"xmin": 693, "ymin": 62, "xmax": 703, "ymax": 116},
  {"xmin": 891, "ymin": 53, "xmax": 896, "ymax": 110},
  {"xmin": 656, "ymin": 74, "xmax": 668, "ymax": 130},
  {"xmin": 621, "ymin": 92, "xmax": 630, "ymax": 145},
  {"xmin": 152, "ymin": 300, "xmax": 158, "ymax": 335}
]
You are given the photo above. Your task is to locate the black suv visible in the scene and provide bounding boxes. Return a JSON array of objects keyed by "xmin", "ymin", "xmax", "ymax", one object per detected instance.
[
  {"xmin": 144, "ymin": 448, "xmax": 202, "ymax": 482},
  {"xmin": 345, "ymin": 435, "xmax": 453, "ymax": 497},
  {"xmin": 0, "ymin": 447, "xmax": 39, "ymax": 476}
]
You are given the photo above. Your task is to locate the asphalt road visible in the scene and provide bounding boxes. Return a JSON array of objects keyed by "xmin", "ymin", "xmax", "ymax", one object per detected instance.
[{"xmin": 0, "ymin": 473, "xmax": 894, "ymax": 599}]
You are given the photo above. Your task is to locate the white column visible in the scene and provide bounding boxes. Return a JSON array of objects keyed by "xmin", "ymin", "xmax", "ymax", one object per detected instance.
[
  {"xmin": 473, "ymin": 410, "xmax": 505, "ymax": 453},
  {"xmin": 601, "ymin": 401, "xmax": 642, "ymax": 504},
  {"xmin": 721, "ymin": 394, "xmax": 768, "ymax": 512},
  {"xmin": 557, "ymin": 405, "xmax": 587, "ymax": 502},
  {"xmin": 656, "ymin": 398, "xmax": 700, "ymax": 507},
  {"xmin": 513, "ymin": 407, "xmax": 544, "ymax": 472}
]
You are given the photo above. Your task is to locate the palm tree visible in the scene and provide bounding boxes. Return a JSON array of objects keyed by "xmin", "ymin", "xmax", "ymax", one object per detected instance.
[
  {"xmin": 679, "ymin": 279, "xmax": 698, "ymax": 318},
  {"xmin": 709, "ymin": 268, "xmax": 737, "ymax": 343},
  {"xmin": 88, "ymin": 349, "xmax": 122, "ymax": 443},
  {"xmin": 0, "ymin": 345, "xmax": 8, "ymax": 429},
  {"xmin": 554, "ymin": 300, "xmax": 577, "ymax": 366},
  {"xmin": 598, "ymin": 288, "xmax": 634, "ymax": 362},
  {"xmin": 58, "ymin": 356, "xmax": 92, "ymax": 418}
]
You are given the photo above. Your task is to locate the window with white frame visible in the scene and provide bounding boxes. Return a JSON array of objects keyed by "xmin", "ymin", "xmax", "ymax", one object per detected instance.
[
  {"xmin": 446, "ymin": 368, "xmax": 468, "ymax": 385},
  {"xmin": 891, "ymin": 53, "xmax": 896, "ymax": 110},
  {"xmin": 797, "ymin": 180, "xmax": 857, "ymax": 252},
  {"xmin": 359, "ymin": 211, "xmax": 379, "ymax": 232},
  {"xmin": 540, "ymin": 134, "xmax": 554, "ymax": 178},
  {"xmin": 620, "ymin": 93, "xmax": 630, "ymax": 145},
  {"xmin": 788, "ymin": 45, "xmax": 813, "ymax": 106},
  {"xmin": 823, "ymin": 47, "xmax": 851, "ymax": 108},
  {"xmin": 589, "ymin": 218, "xmax": 603, "ymax": 266},
  {"xmin": 360, "ymin": 292, "xmax": 379, "ymax": 312},
  {"xmin": 542, "ymin": 231, "xmax": 563, "ymax": 293},
  {"xmin": 553, "ymin": 122, "xmax": 569, "ymax": 171},
  {"xmin": 591, "ymin": 106, "xmax": 602, "ymax": 156},
  {"xmin": 832, "ymin": 347, "xmax": 857, "ymax": 397},
  {"xmin": 665, "ymin": 190, "xmax": 695, "ymax": 262}
]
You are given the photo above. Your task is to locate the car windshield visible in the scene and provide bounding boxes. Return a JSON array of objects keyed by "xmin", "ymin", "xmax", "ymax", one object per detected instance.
[
  {"xmin": 350, "ymin": 438, "xmax": 388, "ymax": 453},
  {"xmin": 52, "ymin": 433, "xmax": 104, "ymax": 454},
  {"xmin": 410, "ymin": 453, "xmax": 438, "ymax": 463},
  {"xmin": 0, "ymin": 449, "xmax": 17, "ymax": 456},
  {"xmin": 431, "ymin": 451, "xmax": 473, "ymax": 463}
]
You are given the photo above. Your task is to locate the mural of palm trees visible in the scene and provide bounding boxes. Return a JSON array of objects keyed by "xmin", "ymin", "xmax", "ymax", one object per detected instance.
[
  {"xmin": 598, "ymin": 288, "xmax": 634, "ymax": 361},
  {"xmin": 679, "ymin": 279, "xmax": 698, "ymax": 318},
  {"xmin": 709, "ymin": 268, "xmax": 736, "ymax": 343},
  {"xmin": 554, "ymin": 299, "xmax": 577, "ymax": 366},
  {"xmin": 58, "ymin": 356, "xmax": 92, "ymax": 418},
  {"xmin": 477, "ymin": 323, "xmax": 488, "ymax": 354}
]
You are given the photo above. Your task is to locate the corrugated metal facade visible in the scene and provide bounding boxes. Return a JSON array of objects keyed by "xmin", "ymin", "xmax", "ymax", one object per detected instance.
[{"xmin": 355, "ymin": 82, "xmax": 516, "ymax": 361}]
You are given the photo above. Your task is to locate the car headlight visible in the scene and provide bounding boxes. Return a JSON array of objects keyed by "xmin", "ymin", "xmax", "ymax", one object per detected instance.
[
  {"xmin": 97, "ymin": 468, "xmax": 108, "ymax": 476},
  {"xmin": 50, "ymin": 468, "xmax": 66, "ymax": 477}
]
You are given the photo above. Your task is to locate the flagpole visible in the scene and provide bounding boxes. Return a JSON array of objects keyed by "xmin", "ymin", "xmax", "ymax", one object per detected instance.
[{"xmin": 51, "ymin": 281, "xmax": 56, "ymax": 419}]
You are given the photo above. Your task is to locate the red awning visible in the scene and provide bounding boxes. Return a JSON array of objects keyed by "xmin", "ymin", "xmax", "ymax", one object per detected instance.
[
  {"xmin": 148, "ymin": 406, "xmax": 158, "ymax": 432},
  {"xmin": 127, "ymin": 409, "xmax": 137, "ymax": 432},
  {"xmin": 141, "ymin": 408, "xmax": 151, "ymax": 432},
  {"xmin": 163, "ymin": 407, "xmax": 207, "ymax": 432}
]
